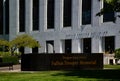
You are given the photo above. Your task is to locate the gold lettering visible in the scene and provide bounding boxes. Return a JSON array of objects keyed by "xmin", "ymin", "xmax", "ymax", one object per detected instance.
[
  {"xmin": 51, "ymin": 61, "xmax": 64, "ymax": 66},
  {"xmin": 62, "ymin": 56, "xmax": 87, "ymax": 60},
  {"xmin": 62, "ymin": 56, "xmax": 73, "ymax": 60},
  {"xmin": 79, "ymin": 61, "xmax": 96, "ymax": 65},
  {"xmin": 51, "ymin": 60, "xmax": 97, "ymax": 66},
  {"xmin": 64, "ymin": 61, "xmax": 78, "ymax": 66}
]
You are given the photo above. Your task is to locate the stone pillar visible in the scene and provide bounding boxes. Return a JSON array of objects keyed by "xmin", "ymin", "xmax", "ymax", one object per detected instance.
[
  {"xmin": 54, "ymin": 40, "xmax": 63, "ymax": 53},
  {"xmin": 72, "ymin": 0, "xmax": 82, "ymax": 30},
  {"xmin": 38, "ymin": 40, "xmax": 46, "ymax": 53},
  {"xmin": 24, "ymin": 0, "xmax": 33, "ymax": 53},
  {"xmin": 115, "ymin": 36, "xmax": 120, "ymax": 49},
  {"xmin": 92, "ymin": 38, "xmax": 101, "ymax": 53},
  {"xmin": 25, "ymin": 0, "xmax": 32, "ymax": 33},
  {"xmin": 25, "ymin": 47, "xmax": 32, "ymax": 54},
  {"xmin": 40, "ymin": 0, "xmax": 47, "ymax": 31},
  {"xmin": 99, "ymin": 37, "xmax": 103, "ymax": 53},
  {"xmin": 72, "ymin": 39, "xmax": 80, "ymax": 53},
  {"xmin": 91, "ymin": 0, "xmax": 100, "ymax": 27},
  {"xmin": 9, "ymin": 0, "xmax": 19, "ymax": 40},
  {"xmin": 47, "ymin": 44, "xmax": 54, "ymax": 53},
  {"xmin": 55, "ymin": 0, "xmax": 63, "ymax": 31},
  {"xmin": 102, "ymin": 37, "xmax": 105, "ymax": 53},
  {"xmin": 116, "ymin": 12, "xmax": 120, "ymax": 24},
  {"xmin": 3, "ymin": 0, "xmax": 6, "ymax": 37}
]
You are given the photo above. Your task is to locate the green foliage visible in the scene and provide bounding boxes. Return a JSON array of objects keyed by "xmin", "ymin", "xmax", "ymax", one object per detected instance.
[
  {"xmin": 0, "ymin": 34, "xmax": 40, "ymax": 56},
  {"xmin": 114, "ymin": 48, "xmax": 120, "ymax": 59},
  {"xmin": 97, "ymin": 0, "xmax": 120, "ymax": 18},
  {"xmin": 10, "ymin": 34, "xmax": 40, "ymax": 48},
  {"xmin": 0, "ymin": 51, "xmax": 21, "ymax": 58},
  {"xmin": 2, "ymin": 56, "xmax": 19, "ymax": 64},
  {"xmin": 105, "ymin": 0, "xmax": 118, "ymax": 4},
  {"xmin": 0, "ymin": 52, "xmax": 20, "ymax": 64},
  {"xmin": 0, "ymin": 39, "xmax": 9, "ymax": 47},
  {"xmin": 0, "ymin": 39, "xmax": 8, "ymax": 45},
  {"xmin": 0, "ymin": 52, "xmax": 11, "ymax": 57}
]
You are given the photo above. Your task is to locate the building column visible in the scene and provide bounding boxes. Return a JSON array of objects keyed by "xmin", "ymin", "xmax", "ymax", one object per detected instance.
[
  {"xmin": 72, "ymin": 39, "xmax": 81, "ymax": 53},
  {"xmin": 91, "ymin": 0, "xmax": 100, "ymax": 27},
  {"xmin": 40, "ymin": 0, "xmax": 47, "ymax": 32},
  {"xmin": 92, "ymin": 37, "xmax": 102, "ymax": 53},
  {"xmin": 9, "ymin": 0, "xmax": 19, "ymax": 40},
  {"xmin": 25, "ymin": 0, "xmax": 32, "ymax": 33},
  {"xmin": 55, "ymin": 0, "xmax": 63, "ymax": 31},
  {"xmin": 3, "ymin": 0, "xmax": 6, "ymax": 37},
  {"xmin": 54, "ymin": 40, "xmax": 63, "ymax": 53},
  {"xmin": 116, "ymin": 12, "xmax": 120, "ymax": 24},
  {"xmin": 115, "ymin": 36, "xmax": 120, "ymax": 49},
  {"xmin": 38, "ymin": 40, "xmax": 46, "ymax": 53},
  {"xmin": 99, "ymin": 37, "xmax": 103, "ymax": 53},
  {"xmin": 25, "ymin": 47, "xmax": 32, "ymax": 54},
  {"xmin": 24, "ymin": 0, "xmax": 33, "ymax": 53},
  {"xmin": 72, "ymin": 0, "xmax": 82, "ymax": 30}
]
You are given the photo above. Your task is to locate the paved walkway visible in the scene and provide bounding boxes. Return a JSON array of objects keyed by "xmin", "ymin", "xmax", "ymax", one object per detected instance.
[{"xmin": 0, "ymin": 64, "xmax": 21, "ymax": 72}]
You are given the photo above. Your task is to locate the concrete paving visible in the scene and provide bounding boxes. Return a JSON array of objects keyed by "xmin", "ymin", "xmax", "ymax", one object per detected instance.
[{"xmin": 0, "ymin": 64, "xmax": 21, "ymax": 72}]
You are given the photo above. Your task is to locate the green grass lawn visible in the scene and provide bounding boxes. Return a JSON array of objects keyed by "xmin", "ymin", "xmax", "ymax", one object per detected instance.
[
  {"xmin": 0, "ymin": 70, "xmax": 120, "ymax": 81},
  {"xmin": 104, "ymin": 65, "xmax": 120, "ymax": 69},
  {"xmin": 0, "ymin": 65, "xmax": 120, "ymax": 81}
]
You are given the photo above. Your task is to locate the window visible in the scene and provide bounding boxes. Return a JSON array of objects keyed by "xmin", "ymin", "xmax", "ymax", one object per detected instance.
[
  {"xmin": 33, "ymin": 0, "xmax": 39, "ymax": 30},
  {"xmin": 32, "ymin": 47, "xmax": 38, "ymax": 53},
  {"xmin": 47, "ymin": 0, "xmax": 55, "ymax": 29},
  {"xmin": 0, "ymin": 0, "xmax": 3, "ymax": 34},
  {"xmin": 5, "ymin": 0, "xmax": 9, "ymax": 34},
  {"xmin": 65, "ymin": 40, "xmax": 72, "ymax": 53},
  {"xmin": 63, "ymin": 0, "xmax": 72, "ymax": 27},
  {"xmin": 105, "ymin": 36, "xmax": 115, "ymax": 54},
  {"xmin": 103, "ymin": 1, "xmax": 114, "ymax": 22},
  {"xmin": 82, "ymin": 0, "xmax": 91, "ymax": 25},
  {"xmin": 83, "ymin": 38, "xmax": 91, "ymax": 53},
  {"xmin": 19, "ymin": 0, "xmax": 25, "ymax": 32}
]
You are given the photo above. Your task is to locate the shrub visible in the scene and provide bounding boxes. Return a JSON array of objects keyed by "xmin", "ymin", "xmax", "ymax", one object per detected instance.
[
  {"xmin": 0, "ymin": 52, "xmax": 11, "ymax": 57},
  {"xmin": 2, "ymin": 56, "xmax": 19, "ymax": 64},
  {"xmin": 0, "ymin": 51, "xmax": 21, "ymax": 57},
  {"xmin": 114, "ymin": 48, "xmax": 120, "ymax": 59}
]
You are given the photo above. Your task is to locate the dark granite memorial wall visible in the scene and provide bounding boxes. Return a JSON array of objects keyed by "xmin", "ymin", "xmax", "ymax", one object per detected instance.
[{"xmin": 21, "ymin": 53, "xmax": 103, "ymax": 71}]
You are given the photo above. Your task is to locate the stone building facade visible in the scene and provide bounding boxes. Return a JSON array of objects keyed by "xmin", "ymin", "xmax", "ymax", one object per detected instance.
[{"xmin": 0, "ymin": 0, "xmax": 120, "ymax": 64}]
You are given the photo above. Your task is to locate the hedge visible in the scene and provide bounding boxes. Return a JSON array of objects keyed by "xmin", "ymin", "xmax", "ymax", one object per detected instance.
[{"xmin": 2, "ymin": 56, "xmax": 19, "ymax": 64}]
